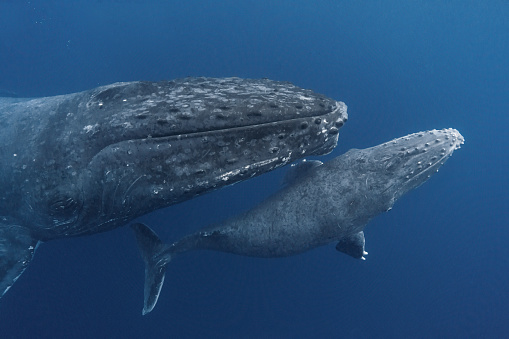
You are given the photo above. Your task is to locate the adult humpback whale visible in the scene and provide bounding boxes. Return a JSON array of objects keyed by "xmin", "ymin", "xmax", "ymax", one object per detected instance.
[
  {"xmin": 132, "ymin": 128, "xmax": 464, "ymax": 314},
  {"xmin": 0, "ymin": 77, "xmax": 347, "ymax": 298}
]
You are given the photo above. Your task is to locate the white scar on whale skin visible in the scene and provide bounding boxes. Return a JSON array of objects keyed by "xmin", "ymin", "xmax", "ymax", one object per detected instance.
[
  {"xmin": 131, "ymin": 128, "xmax": 464, "ymax": 314},
  {"xmin": 216, "ymin": 157, "xmax": 280, "ymax": 182}
]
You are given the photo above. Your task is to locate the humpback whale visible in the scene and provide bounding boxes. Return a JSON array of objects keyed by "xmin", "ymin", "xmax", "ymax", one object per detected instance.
[
  {"xmin": 0, "ymin": 77, "xmax": 347, "ymax": 298},
  {"xmin": 132, "ymin": 128, "xmax": 464, "ymax": 314}
]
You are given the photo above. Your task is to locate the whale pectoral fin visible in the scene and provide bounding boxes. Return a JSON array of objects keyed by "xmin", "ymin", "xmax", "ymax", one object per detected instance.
[
  {"xmin": 336, "ymin": 231, "xmax": 368, "ymax": 260},
  {"xmin": 0, "ymin": 225, "xmax": 39, "ymax": 297},
  {"xmin": 131, "ymin": 223, "xmax": 171, "ymax": 315},
  {"xmin": 282, "ymin": 159, "xmax": 323, "ymax": 186}
]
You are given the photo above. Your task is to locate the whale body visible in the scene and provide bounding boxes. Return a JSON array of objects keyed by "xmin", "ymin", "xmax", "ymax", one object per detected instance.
[
  {"xmin": 132, "ymin": 128, "xmax": 464, "ymax": 314},
  {"xmin": 0, "ymin": 77, "xmax": 347, "ymax": 298}
]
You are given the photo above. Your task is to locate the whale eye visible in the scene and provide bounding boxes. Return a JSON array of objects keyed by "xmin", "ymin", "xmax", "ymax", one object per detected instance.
[
  {"xmin": 49, "ymin": 196, "xmax": 78, "ymax": 215},
  {"xmin": 47, "ymin": 191, "xmax": 83, "ymax": 227}
]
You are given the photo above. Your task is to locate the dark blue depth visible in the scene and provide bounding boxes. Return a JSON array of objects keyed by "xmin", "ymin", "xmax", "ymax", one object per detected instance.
[{"xmin": 0, "ymin": 1, "xmax": 507, "ymax": 338}]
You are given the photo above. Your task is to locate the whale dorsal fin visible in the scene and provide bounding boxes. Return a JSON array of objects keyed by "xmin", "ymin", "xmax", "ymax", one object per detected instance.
[
  {"xmin": 282, "ymin": 159, "xmax": 323, "ymax": 186},
  {"xmin": 0, "ymin": 225, "xmax": 39, "ymax": 296},
  {"xmin": 336, "ymin": 231, "xmax": 368, "ymax": 260}
]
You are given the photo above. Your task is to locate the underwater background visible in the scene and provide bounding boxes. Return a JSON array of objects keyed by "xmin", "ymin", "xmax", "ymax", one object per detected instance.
[{"xmin": 0, "ymin": 1, "xmax": 507, "ymax": 338}]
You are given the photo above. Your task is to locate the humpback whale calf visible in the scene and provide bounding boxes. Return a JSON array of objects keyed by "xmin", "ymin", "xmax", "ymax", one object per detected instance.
[
  {"xmin": 0, "ymin": 77, "xmax": 347, "ymax": 298},
  {"xmin": 132, "ymin": 128, "xmax": 464, "ymax": 314}
]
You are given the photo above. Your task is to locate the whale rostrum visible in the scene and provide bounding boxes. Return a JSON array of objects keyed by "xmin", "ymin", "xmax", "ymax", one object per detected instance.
[
  {"xmin": 132, "ymin": 128, "xmax": 464, "ymax": 314},
  {"xmin": 0, "ymin": 77, "xmax": 347, "ymax": 299}
]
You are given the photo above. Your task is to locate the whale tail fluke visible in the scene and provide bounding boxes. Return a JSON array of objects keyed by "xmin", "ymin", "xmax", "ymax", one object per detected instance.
[{"xmin": 131, "ymin": 223, "xmax": 172, "ymax": 315}]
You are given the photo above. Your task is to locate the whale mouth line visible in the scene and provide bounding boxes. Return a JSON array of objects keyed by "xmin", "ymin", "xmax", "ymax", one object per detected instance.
[
  {"xmin": 127, "ymin": 102, "xmax": 344, "ymax": 142},
  {"xmin": 90, "ymin": 104, "xmax": 345, "ymax": 162},
  {"xmin": 403, "ymin": 152, "xmax": 449, "ymax": 186},
  {"xmin": 393, "ymin": 146, "xmax": 459, "ymax": 201}
]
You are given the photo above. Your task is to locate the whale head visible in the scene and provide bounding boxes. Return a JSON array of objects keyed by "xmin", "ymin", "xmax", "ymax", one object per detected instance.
[
  {"xmin": 379, "ymin": 128, "xmax": 464, "ymax": 201},
  {"xmin": 1, "ymin": 78, "xmax": 347, "ymax": 239},
  {"xmin": 358, "ymin": 128, "xmax": 465, "ymax": 213},
  {"xmin": 329, "ymin": 128, "xmax": 464, "ymax": 223}
]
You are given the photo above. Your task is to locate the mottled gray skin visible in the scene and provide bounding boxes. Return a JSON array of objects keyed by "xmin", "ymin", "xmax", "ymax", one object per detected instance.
[
  {"xmin": 0, "ymin": 77, "xmax": 347, "ymax": 297},
  {"xmin": 168, "ymin": 128, "xmax": 463, "ymax": 257},
  {"xmin": 132, "ymin": 128, "xmax": 464, "ymax": 314}
]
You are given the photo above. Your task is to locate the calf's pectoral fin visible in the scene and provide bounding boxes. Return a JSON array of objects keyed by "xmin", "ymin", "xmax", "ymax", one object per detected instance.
[
  {"xmin": 282, "ymin": 159, "xmax": 323, "ymax": 186},
  {"xmin": 336, "ymin": 231, "xmax": 368, "ymax": 260},
  {"xmin": 0, "ymin": 225, "xmax": 39, "ymax": 297},
  {"xmin": 131, "ymin": 223, "xmax": 172, "ymax": 315}
]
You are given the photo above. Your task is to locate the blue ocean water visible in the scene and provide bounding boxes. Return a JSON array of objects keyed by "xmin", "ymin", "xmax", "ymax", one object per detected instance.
[{"xmin": 0, "ymin": 1, "xmax": 508, "ymax": 338}]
